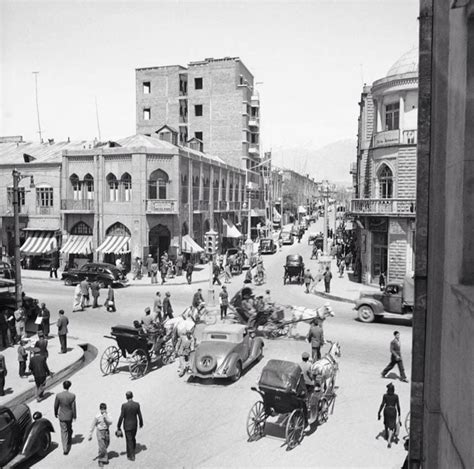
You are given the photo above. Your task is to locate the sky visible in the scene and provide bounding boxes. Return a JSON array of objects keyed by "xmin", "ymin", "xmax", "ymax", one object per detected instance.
[{"xmin": 0, "ymin": 0, "xmax": 419, "ymax": 169}]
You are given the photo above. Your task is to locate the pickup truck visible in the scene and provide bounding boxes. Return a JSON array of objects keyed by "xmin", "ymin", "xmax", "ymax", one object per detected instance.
[{"xmin": 354, "ymin": 276, "xmax": 414, "ymax": 323}]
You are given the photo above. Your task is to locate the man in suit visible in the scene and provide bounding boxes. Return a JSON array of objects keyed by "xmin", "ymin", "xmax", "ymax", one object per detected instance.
[
  {"xmin": 381, "ymin": 331, "xmax": 408, "ymax": 382},
  {"xmin": 80, "ymin": 278, "xmax": 90, "ymax": 308},
  {"xmin": 39, "ymin": 302, "xmax": 51, "ymax": 337},
  {"xmin": 162, "ymin": 292, "xmax": 173, "ymax": 320},
  {"xmin": 29, "ymin": 347, "xmax": 52, "ymax": 401},
  {"xmin": 54, "ymin": 380, "xmax": 77, "ymax": 455},
  {"xmin": 307, "ymin": 318, "xmax": 325, "ymax": 361},
  {"xmin": 90, "ymin": 280, "xmax": 100, "ymax": 308},
  {"xmin": 57, "ymin": 309, "xmax": 69, "ymax": 353},
  {"xmin": 35, "ymin": 330, "xmax": 49, "ymax": 358},
  {"xmin": 117, "ymin": 391, "xmax": 143, "ymax": 461}
]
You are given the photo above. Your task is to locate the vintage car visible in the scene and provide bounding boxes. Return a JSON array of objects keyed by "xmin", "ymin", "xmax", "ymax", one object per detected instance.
[
  {"xmin": 280, "ymin": 230, "xmax": 294, "ymax": 245},
  {"xmin": 61, "ymin": 262, "xmax": 128, "ymax": 287},
  {"xmin": 283, "ymin": 254, "xmax": 305, "ymax": 285},
  {"xmin": 0, "ymin": 404, "xmax": 54, "ymax": 467},
  {"xmin": 259, "ymin": 238, "xmax": 277, "ymax": 255},
  {"xmin": 354, "ymin": 276, "xmax": 414, "ymax": 323},
  {"xmin": 190, "ymin": 324, "xmax": 264, "ymax": 382}
]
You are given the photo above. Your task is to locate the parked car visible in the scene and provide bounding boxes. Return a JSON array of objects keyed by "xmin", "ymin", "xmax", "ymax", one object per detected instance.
[
  {"xmin": 190, "ymin": 324, "xmax": 264, "ymax": 382},
  {"xmin": 0, "ymin": 404, "xmax": 54, "ymax": 467},
  {"xmin": 259, "ymin": 238, "xmax": 277, "ymax": 254},
  {"xmin": 61, "ymin": 262, "xmax": 128, "ymax": 287},
  {"xmin": 354, "ymin": 276, "xmax": 414, "ymax": 323},
  {"xmin": 280, "ymin": 230, "xmax": 294, "ymax": 245}
]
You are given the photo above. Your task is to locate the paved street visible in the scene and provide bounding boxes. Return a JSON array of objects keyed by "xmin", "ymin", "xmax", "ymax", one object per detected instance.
[{"xmin": 12, "ymin": 225, "xmax": 413, "ymax": 469}]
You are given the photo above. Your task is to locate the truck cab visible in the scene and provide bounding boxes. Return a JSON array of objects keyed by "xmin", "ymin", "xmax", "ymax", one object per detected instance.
[{"xmin": 354, "ymin": 276, "xmax": 414, "ymax": 323}]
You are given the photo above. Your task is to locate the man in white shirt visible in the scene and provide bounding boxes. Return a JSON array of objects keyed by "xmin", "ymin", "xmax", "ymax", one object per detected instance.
[{"xmin": 88, "ymin": 402, "xmax": 113, "ymax": 467}]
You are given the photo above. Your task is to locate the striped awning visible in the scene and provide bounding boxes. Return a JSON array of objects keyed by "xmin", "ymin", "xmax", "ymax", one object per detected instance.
[
  {"xmin": 222, "ymin": 219, "xmax": 243, "ymax": 238},
  {"xmin": 20, "ymin": 231, "xmax": 58, "ymax": 256},
  {"xmin": 171, "ymin": 235, "xmax": 204, "ymax": 254},
  {"xmin": 61, "ymin": 235, "xmax": 93, "ymax": 255},
  {"xmin": 96, "ymin": 235, "xmax": 131, "ymax": 254}
]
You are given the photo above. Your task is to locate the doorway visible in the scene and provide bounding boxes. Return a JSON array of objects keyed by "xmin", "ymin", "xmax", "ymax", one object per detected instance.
[
  {"xmin": 149, "ymin": 224, "xmax": 171, "ymax": 261},
  {"xmin": 372, "ymin": 231, "xmax": 388, "ymax": 278}
]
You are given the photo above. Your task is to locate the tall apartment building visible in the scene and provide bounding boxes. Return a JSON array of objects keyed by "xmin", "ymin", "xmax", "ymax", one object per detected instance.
[
  {"xmin": 135, "ymin": 57, "xmax": 261, "ymax": 175},
  {"xmin": 349, "ymin": 48, "xmax": 418, "ymax": 284}
]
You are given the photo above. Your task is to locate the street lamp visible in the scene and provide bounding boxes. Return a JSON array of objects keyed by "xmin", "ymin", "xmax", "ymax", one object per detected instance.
[
  {"xmin": 320, "ymin": 180, "xmax": 331, "ymax": 256},
  {"xmin": 12, "ymin": 170, "xmax": 35, "ymax": 308}
]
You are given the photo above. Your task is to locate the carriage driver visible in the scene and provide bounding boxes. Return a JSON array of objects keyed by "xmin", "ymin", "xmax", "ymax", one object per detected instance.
[{"xmin": 299, "ymin": 352, "xmax": 315, "ymax": 392}]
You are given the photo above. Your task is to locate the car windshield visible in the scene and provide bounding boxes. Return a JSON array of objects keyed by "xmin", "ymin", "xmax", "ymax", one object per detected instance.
[{"xmin": 205, "ymin": 332, "xmax": 240, "ymax": 342}]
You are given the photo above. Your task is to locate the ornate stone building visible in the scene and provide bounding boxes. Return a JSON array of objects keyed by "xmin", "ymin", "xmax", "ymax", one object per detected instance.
[{"xmin": 350, "ymin": 49, "xmax": 418, "ymax": 284}]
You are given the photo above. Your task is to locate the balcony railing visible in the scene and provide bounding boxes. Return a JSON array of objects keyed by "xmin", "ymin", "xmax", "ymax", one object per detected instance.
[
  {"xmin": 215, "ymin": 200, "xmax": 227, "ymax": 211},
  {"xmin": 349, "ymin": 162, "xmax": 357, "ymax": 175},
  {"xmin": 402, "ymin": 129, "xmax": 417, "ymax": 144},
  {"xmin": 249, "ymin": 143, "xmax": 259, "ymax": 153},
  {"xmin": 36, "ymin": 206, "xmax": 54, "ymax": 215},
  {"xmin": 146, "ymin": 199, "xmax": 177, "ymax": 213},
  {"xmin": 61, "ymin": 199, "xmax": 95, "ymax": 211},
  {"xmin": 249, "ymin": 117, "xmax": 259, "ymax": 127},
  {"xmin": 350, "ymin": 198, "xmax": 416, "ymax": 216},
  {"xmin": 372, "ymin": 129, "xmax": 400, "ymax": 148},
  {"xmin": 0, "ymin": 204, "xmax": 29, "ymax": 215},
  {"xmin": 192, "ymin": 200, "xmax": 209, "ymax": 212}
]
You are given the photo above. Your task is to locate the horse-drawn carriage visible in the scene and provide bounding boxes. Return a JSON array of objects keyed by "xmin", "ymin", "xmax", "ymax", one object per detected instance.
[
  {"xmin": 100, "ymin": 324, "xmax": 175, "ymax": 379},
  {"xmin": 283, "ymin": 255, "xmax": 305, "ymax": 285},
  {"xmin": 246, "ymin": 344, "xmax": 340, "ymax": 450}
]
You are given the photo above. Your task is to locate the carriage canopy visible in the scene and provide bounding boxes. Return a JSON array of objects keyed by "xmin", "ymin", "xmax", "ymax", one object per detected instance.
[{"xmin": 258, "ymin": 359, "xmax": 305, "ymax": 394}]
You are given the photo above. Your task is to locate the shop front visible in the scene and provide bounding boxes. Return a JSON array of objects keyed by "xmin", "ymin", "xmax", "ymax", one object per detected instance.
[{"xmin": 19, "ymin": 229, "xmax": 60, "ymax": 270}]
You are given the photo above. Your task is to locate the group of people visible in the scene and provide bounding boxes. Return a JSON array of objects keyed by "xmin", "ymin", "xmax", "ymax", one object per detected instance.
[
  {"xmin": 0, "ymin": 305, "xmax": 70, "ymax": 399},
  {"xmin": 73, "ymin": 279, "xmax": 116, "ymax": 312}
]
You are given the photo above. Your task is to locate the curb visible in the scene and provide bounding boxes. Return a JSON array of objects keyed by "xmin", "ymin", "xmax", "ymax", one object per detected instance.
[
  {"xmin": 3, "ymin": 344, "xmax": 87, "ymax": 408},
  {"xmin": 311, "ymin": 291, "xmax": 356, "ymax": 305}
]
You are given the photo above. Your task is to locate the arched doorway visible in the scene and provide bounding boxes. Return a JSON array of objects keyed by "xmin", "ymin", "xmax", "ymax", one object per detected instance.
[
  {"xmin": 103, "ymin": 222, "xmax": 131, "ymax": 269},
  {"xmin": 149, "ymin": 224, "xmax": 171, "ymax": 261}
]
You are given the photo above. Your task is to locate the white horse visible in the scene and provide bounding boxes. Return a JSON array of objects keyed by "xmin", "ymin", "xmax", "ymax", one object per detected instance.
[
  {"xmin": 310, "ymin": 341, "xmax": 341, "ymax": 393},
  {"xmin": 288, "ymin": 303, "xmax": 334, "ymax": 339}
]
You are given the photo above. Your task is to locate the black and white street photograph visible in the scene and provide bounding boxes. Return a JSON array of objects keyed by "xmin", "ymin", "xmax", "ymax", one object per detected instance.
[{"xmin": 0, "ymin": 1, "xmax": 471, "ymax": 468}]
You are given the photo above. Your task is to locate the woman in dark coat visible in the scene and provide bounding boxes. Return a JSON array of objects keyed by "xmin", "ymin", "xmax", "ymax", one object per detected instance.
[{"xmin": 378, "ymin": 382, "xmax": 401, "ymax": 447}]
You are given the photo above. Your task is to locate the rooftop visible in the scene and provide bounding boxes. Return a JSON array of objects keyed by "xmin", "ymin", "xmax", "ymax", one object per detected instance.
[{"xmin": 386, "ymin": 47, "xmax": 418, "ymax": 77}]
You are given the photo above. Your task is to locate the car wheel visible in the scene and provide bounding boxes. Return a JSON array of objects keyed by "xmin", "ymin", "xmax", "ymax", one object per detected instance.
[
  {"xmin": 64, "ymin": 278, "xmax": 73, "ymax": 286},
  {"xmin": 37, "ymin": 431, "xmax": 51, "ymax": 458},
  {"xmin": 232, "ymin": 361, "xmax": 242, "ymax": 382},
  {"xmin": 358, "ymin": 305, "xmax": 375, "ymax": 323}
]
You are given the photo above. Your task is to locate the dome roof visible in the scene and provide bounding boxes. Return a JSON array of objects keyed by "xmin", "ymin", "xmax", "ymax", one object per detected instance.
[{"xmin": 386, "ymin": 47, "xmax": 418, "ymax": 77}]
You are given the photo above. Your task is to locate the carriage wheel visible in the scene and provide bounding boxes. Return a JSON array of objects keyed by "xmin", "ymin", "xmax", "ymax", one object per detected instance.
[
  {"xmin": 246, "ymin": 401, "xmax": 266, "ymax": 441},
  {"xmin": 100, "ymin": 346, "xmax": 121, "ymax": 375},
  {"xmin": 160, "ymin": 342, "xmax": 176, "ymax": 365},
  {"xmin": 317, "ymin": 398, "xmax": 329, "ymax": 425},
  {"xmin": 285, "ymin": 409, "xmax": 305, "ymax": 450},
  {"xmin": 129, "ymin": 349, "xmax": 149, "ymax": 379}
]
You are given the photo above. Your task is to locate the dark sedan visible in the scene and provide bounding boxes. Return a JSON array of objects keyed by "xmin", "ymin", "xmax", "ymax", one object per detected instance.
[
  {"xmin": 61, "ymin": 262, "xmax": 128, "ymax": 287},
  {"xmin": 0, "ymin": 404, "xmax": 54, "ymax": 467}
]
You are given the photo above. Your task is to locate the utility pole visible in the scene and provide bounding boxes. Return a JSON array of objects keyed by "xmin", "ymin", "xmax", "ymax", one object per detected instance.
[{"xmin": 32, "ymin": 72, "xmax": 43, "ymax": 143}]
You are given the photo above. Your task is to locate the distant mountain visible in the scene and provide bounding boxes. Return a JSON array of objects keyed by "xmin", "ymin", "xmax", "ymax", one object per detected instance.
[{"xmin": 272, "ymin": 138, "xmax": 356, "ymax": 184}]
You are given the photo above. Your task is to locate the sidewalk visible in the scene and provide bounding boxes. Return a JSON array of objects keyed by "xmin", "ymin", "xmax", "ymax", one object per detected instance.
[
  {"xmin": 0, "ymin": 334, "xmax": 85, "ymax": 407},
  {"xmin": 309, "ymin": 257, "xmax": 380, "ymax": 303},
  {"xmin": 21, "ymin": 264, "xmax": 212, "ymax": 287}
]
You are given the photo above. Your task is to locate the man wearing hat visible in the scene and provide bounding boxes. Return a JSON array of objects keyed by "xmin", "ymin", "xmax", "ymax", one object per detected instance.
[
  {"xmin": 39, "ymin": 302, "xmax": 51, "ymax": 337},
  {"xmin": 35, "ymin": 331, "xmax": 49, "ymax": 358},
  {"xmin": 162, "ymin": 292, "xmax": 174, "ymax": 320},
  {"xmin": 299, "ymin": 352, "xmax": 314, "ymax": 391},
  {"xmin": 29, "ymin": 347, "xmax": 52, "ymax": 401},
  {"xmin": 307, "ymin": 318, "xmax": 325, "ymax": 361}
]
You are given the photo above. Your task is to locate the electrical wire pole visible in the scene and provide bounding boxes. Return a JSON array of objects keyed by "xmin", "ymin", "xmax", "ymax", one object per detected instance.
[{"xmin": 32, "ymin": 72, "xmax": 43, "ymax": 143}]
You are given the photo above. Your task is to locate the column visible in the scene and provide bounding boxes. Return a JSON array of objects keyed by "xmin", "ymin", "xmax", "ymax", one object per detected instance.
[
  {"xmin": 399, "ymin": 93, "xmax": 405, "ymax": 140},
  {"xmin": 188, "ymin": 158, "xmax": 193, "ymax": 237},
  {"xmin": 209, "ymin": 165, "xmax": 214, "ymax": 229},
  {"xmin": 376, "ymin": 99, "xmax": 383, "ymax": 132}
]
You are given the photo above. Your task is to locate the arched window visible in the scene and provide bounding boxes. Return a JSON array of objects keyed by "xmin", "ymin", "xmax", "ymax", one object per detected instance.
[
  {"xmin": 148, "ymin": 169, "xmax": 169, "ymax": 199},
  {"xmin": 221, "ymin": 178, "xmax": 226, "ymax": 200},
  {"xmin": 181, "ymin": 174, "xmax": 188, "ymax": 204},
  {"xmin": 378, "ymin": 165, "xmax": 393, "ymax": 199},
  {"xmin": 121, "ymin": 173, "xmax": 132, "ymax": 202},
  {"xmin": 229, "ymin": 182, "xmax": 233, "ymax": 201},
  {"xmin": 106, "ymin": 173, "xmax": 119, "ymax": 202},
  {"xmin": 71, "ymin": 221, "xmax": 93, "ymax": 235},
  {"xmin": 84, "ymin": 174, "xmax": 94, "ymax": 200},
  {"xmin": 106, "ymin": 222, "xmax": 131, "ymax": 236},
  {"xmin": 203, "ymin": 177, "xmax": 210, "ymax": 201},
  {"xmin": 70, "ymin": 174, "xmax": 81, "ymax": 200}
]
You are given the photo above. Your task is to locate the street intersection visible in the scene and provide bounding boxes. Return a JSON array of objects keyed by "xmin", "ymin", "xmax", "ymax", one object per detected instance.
[{"xmin": 15, "ymin": 222, "xmax": 412, "ymax": 468}]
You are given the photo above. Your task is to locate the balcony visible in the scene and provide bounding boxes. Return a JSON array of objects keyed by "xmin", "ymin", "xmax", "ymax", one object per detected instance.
[
  {"xmin": 249, "ymin": 116, "xmax": 259, "ymax": 127},
  {"xmin": 35, "ymin": 206, "xmax": 55, "ymax": 215},
  {"xmin": 249, "ymin": 143, "xmax": 259, "ymax": 154},
  {"xmin": 61, "ymin": 199, "xmax": 94, "ymax": 212},
  {"xmin": 0, "ymin": 204, "xmax": 29, "ymax": 216},
  {"xmin": 146, "ymin": 199, "xmax": 177, "ymax": 214},
  {"xmin": 192, "ymin": 200, "xmax": 209, "ymax": 212},
  {"xmin": 215, "ymin": 200, "xmax": 228, "ymax": 211},
  {"xmin": 350, "ymin": 198, "xmax": 416, "ymax": 216},
  {"xmin": 372, "ymin": 129, "xmax": 400, "ymax": 148},
  {"xmin": 402, "ymin": 129, "xmax": 417, "ymax": 144},
  {"xmin": 349, "ymin": 162, "xmax": 357, "ymax": 175}
]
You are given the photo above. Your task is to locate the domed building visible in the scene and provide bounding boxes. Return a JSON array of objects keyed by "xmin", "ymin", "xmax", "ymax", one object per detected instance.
[{"xmin": 350, "ymin": 49, "xmax": 418, "ymax": 285}]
